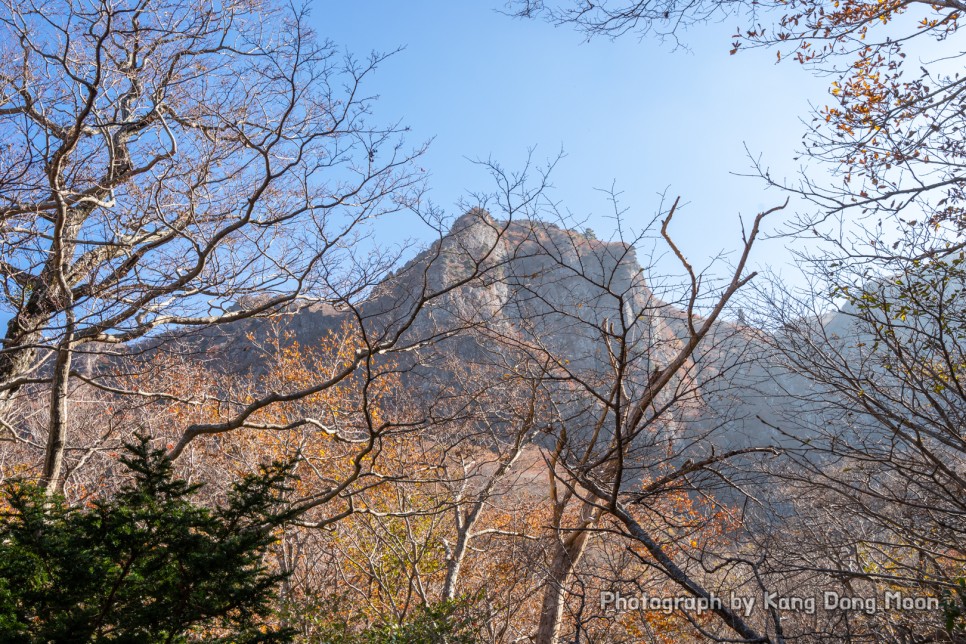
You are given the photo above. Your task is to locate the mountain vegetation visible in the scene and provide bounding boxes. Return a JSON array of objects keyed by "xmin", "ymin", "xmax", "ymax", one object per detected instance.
[{"xmin": 0, "ymin": 0, "xmax": 963, "ymax": 642}]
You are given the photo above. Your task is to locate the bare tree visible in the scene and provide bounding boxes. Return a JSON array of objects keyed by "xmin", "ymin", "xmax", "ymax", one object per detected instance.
[
  {"xmin": 465, "ymin": 192, "xmax": 788, "ymax": 642},
  {"xmin": 505, "ymin": 0, "xmax": 749, "ymax": 44},
  {"xmin": 0, "ymin": 0, "xmax": 435, "ymax": 492},
  {"xmin": 751, "ymin": 220, "xmax": 966, "ymax": 641},
  {"xmin": 506, "ymin": 2, "xmax": 966, "ymax": 637}
]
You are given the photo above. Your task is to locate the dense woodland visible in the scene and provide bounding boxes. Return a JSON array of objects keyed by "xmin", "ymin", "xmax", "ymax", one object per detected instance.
[{"xmin": 0, "ymin": 0, "xmax": 963, "ymax": 642}]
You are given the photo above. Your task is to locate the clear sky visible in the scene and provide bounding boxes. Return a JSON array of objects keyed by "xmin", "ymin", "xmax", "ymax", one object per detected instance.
[{"xmin": 317, "ymin": 2, "xmax": 831, "ymax": 282}]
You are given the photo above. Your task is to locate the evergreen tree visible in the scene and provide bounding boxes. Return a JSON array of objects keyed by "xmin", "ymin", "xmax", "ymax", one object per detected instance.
[{"xmin": 0, "ymin": 436, "xmax": 296, "ymax": 643}]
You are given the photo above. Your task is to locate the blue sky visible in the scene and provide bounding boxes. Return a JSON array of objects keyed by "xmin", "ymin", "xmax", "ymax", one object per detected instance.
[{"xmin": 318, "ymin": 2, "xmax": 830, "ymax": 281}]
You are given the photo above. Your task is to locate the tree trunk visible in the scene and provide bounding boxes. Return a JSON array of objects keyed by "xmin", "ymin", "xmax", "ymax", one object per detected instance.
[
  {"xmin": 42, "ymin": 331, "xmax": 73, "ymax": 495},
  {"xmin": 442, "ymin": 524, "xmax": 469, "ymax": 601},
  {"xmin": 0, "ymin": 314, "xmax": 49, "ymax": 409},
  {"xmin": 535, "ymin": 516, "xmax": 595, "ymax": 644}
]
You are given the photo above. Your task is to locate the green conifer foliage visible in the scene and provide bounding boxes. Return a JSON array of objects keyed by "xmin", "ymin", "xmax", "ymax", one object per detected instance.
[{"xmin": 0, "ymin": 436, "xmax": 296, "ymax": 643}]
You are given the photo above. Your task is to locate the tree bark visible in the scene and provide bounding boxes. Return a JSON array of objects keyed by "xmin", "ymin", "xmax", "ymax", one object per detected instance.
[
  {"xmin": 42, "ymin": 330, "xmax": 73, "ymax": 495},
  {"xmin": 535, "ymin": 511, "xmax": 596, "ymax": 644}
]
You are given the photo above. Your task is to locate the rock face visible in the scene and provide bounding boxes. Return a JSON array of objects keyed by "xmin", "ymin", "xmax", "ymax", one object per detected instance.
[{"xmin": 169, "ymin": 211, "xmax": 828, "ymax": 451}]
